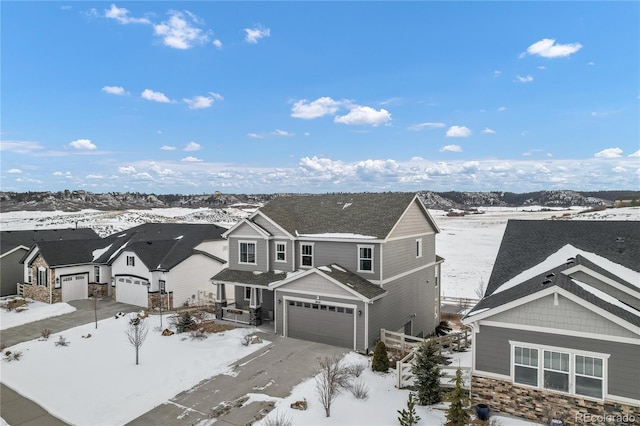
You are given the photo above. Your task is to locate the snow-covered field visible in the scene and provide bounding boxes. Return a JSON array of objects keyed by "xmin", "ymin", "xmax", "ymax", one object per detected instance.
[
  {"xmin": 0, "ymin": 298, "xmax": 76, "ymax": 330},
  {"xmin": 1, "ymin": 314, "xmax": 268, "ymax": 425}
]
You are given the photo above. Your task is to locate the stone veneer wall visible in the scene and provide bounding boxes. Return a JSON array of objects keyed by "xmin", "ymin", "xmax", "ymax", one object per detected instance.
[
  {"xmin": 472, "ymin": 375, "xmax": 639, "ymax": 426},
  {"xmin": 148, "ymin": 292, "xmax": 174, "ymax": 310},
  {"xmin": 23, "ymin": 255, "xmax": 61, "ymax": 303},
  {"xmin": 88, "ymin": 283, "xmax": 109, "ymax": 298}
]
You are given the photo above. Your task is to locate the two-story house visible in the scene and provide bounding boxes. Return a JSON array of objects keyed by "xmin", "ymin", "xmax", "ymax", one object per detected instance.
[
  {"xmin": 463, "ymin": 220, "xmax": 639, "ymax": 423},
  {"xmin": 211, "ymin": 192, "xmax": 443, "ymax": 352}
]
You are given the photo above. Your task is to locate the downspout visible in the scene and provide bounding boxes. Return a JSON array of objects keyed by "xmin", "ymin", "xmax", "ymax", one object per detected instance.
[{"xmin": 49, "ymin": 269, "xmax": 53, "ymax": 304}]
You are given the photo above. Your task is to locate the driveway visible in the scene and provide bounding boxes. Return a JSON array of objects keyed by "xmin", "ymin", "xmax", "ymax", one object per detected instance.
[{"xmin": 1, "ymin": 301, "xmax": 354, "ymax": 426}]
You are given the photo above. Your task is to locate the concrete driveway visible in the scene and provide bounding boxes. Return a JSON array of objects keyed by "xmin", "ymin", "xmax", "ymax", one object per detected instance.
[{"xmin": 1, "ymin": 300, "xmax": 355, "ymax": 426}]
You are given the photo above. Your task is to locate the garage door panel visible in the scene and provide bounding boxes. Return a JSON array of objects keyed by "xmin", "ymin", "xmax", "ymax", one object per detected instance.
[
  {"xmin": 287, "ymin": 302, "xmax": 354, "ymax": 349},
  {"xmin": 116, "ymin": 277, "xmax": 149, "ymax": 307},
  {"xmin": 61, "ymin": 274, "xmax": 88, "ymax": 302}
]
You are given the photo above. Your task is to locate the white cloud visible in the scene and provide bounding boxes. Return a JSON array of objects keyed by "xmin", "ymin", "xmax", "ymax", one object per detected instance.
[
  {"xmin": 53, "ymin": 171, "xmax": 64, "ymax": 176},
  {"xmin": 612, "ymin": 166, "xmax": 627, "ymax": 173},
  {"xmin": 538, "ymin": 66, "xmax": 546, "ymax": 70},
  {"xmin": 594, "ymin": 147, "xmax": 623, "ymax": 158},
  {"xmin": 481, "ymin": 128, "xmax": 496, "ymax": 134},
  {"xmin": 183, "ymin": 142, "xmax": 201, "ymax": 152},
  {"xmin": 244, "ymin": 25, "xmax": 270, "ymax": 44},
  {"xmin": 291, "ymin": 97, "xmax": 342, "ymax": 119},
  {"xmin": 181, "ymin": 156, "xmax": 203, "ymax": 162},
  {"xmin": 247, "ymin": 133, "xmax": 264, "ymax": 139},
  {"xmin": 493, "ymin": 70, "xmax": 502, "ymax": 77},
  {"xmin": 69, "ymin": 139, "xmax": 97, "ymax": 150},
  {"xmin": 104, "ymin": 4, "xmax": 150, "ymax": 25},
  {"xmin": 446, "ymin": 126, "xmax": 471, "ymax": 138},
  {"xmin": 161, "ymin": 145, "xmax": 177, "ymax": 151},
  {"xmin": 334, "ymin": 106, "xmax": 391, "ymax": 126},
  {"xmin": 628, "ymin": 150, "xmax": 640, "ymax": 157},
  {"xmin": 440, "ymin": 145, "xmax": 462, "ymax": 153},
  {"xmin": 141, "ymin": 89, "xmax": 172, "ymax": 103},
  {"xmin": 408, "ymin": 122, "xmax": 445, "ymax": 131},
  {"xmin": 516, "ymin": 75, "xmax": 533, "ymax": 83},
  {"xmin": 0, "ymin": 140, "xmax": 44, "ymax": 154},
  {"xmin": 118, "ymin": 166, "xmax": 136, "ymax": 174},
  {"xmin": 86, "ymin": 174, "xmax": 103, "ymax": 179},
  {"xmin": 272, "ymin": 129, "xmax": 294, "ymax": 137},
  {"xmin": 497, "ymin": 106, "xmax": 507, "ymax": 112},
  {"xmin": 154, "ymin": 10, "xmax": 209, "ymax": 50},
  {"xmin": 524, "ymin": 38, "xmax": 583, "ymax": 58},
  {"xmin": 183, "ymin": 92, "xmax": 223, "ymax": 109},
  {"xmin": 212, "ymin": 39, "xmax": 222, "ymax": 48},
  {"xmin": 7, "ymin": 168, "xmax": 22, "ymax": 174},
  {"xmin": 102, "ymin": 85, "xmax": 128, "ymax": 95},
  {"xmin": 588, "ymin": 61, "xmax": 595, "ymax": 66}
]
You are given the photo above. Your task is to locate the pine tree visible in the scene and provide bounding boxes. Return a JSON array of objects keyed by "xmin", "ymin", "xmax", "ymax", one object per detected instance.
[
  {"xmin": 372, "ymin": 340, "xmax": 390, "ymax": 372},
  {"xmin": 176, "ymin": 312, "xmax": 195, "ymax": 333},
  {"xmin": 412, "ymin": 340, "xmax": 444, "ymax": 405},
  {"xmin": 446, "ymin": 367, "xmax": 470, "ymax": 426},
  {"xmin": 397, "ymin": 392, "xmax": 421, "ymax": 426}
]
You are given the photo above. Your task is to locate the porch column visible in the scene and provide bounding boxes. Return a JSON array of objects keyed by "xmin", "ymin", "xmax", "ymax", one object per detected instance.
[
  {"xmin": 213, "ymin": 282, "xmax": 227, "ymax": 320},
  {"xmin": 249, "ymin": 287, "xmax": 262, "ymax": 326}
]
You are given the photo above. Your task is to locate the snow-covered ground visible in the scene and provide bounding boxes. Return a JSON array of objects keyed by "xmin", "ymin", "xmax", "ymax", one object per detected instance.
[
  {"xmin": 0, "ymin": 298, "xmax": 76, "ymax": 330},
  {"xmin": 0, "ymin": 314, "xmax": 268, "ymax": 425}
]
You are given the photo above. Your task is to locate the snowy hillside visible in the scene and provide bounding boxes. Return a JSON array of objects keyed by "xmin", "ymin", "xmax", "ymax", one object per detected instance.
[{"xmin": 1, "ymin": 206, "xmax": 637, "ymax": 299}]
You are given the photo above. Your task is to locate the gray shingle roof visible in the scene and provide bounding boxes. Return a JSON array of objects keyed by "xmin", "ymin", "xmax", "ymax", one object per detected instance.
[
  {"xmin": 28, "ymin": 239, "xmax": 106, "ymax": 266},
  {"xmin": 211, "ymin": 269, "xmax": 288, "ymax": 287},
  {"xmin": 317, "ymin": 264, "xmax": 387, "ymax": 300},
  {"xmin": 486, "ymin": 220, "xmax": 640, "ymax": 297},
  {"xmin": 467, "ymin": 256, "xmax": 640, "ymax": 327},
  {"xmin": 258, "ymin": 192, "xmax": 423, "ymax": 239},
  {"xmin": 2, "ymin": 228, "xmax": 99, "ymax": 256}
]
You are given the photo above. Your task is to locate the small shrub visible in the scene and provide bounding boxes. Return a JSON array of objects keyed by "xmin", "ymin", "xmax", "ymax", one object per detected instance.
[
  {"xmin": 241, "ymin": 334, "xmax": 252, "ymax": 347},
  {"xmin": 3, "ymin": 350, "xmax": 23, "ymax": 362},
  {"xmin": 347, "ymin": 362, "xmax": 366, "ymax": 378},
  {"xmin": 190, "ymin": 329, "xmax": 208, "ymax": 340},
  {"xmin": 172, "ymin": 312, "xmax": 196, "ymax": 333},
  {"xmin": 397, "ymin": 392, "xmax": 421, "ymax": 426},
  {"xmin": 260, "ymin": 411, "xmax": 294, "ymax": 426},
  {"xmin": 41, "ymin": 328, "xmax": 52, "ymax": 340},
  {"xmin": 350, "ymin": 380, "xmax": 369, "ymax": 400},
  {"xmin": 372, "ymin": 340, "xmax": 390, "ymax": 372},
  {"xmin": 55, "ymin": 336, "xmax": 69, "ymax": 347}
]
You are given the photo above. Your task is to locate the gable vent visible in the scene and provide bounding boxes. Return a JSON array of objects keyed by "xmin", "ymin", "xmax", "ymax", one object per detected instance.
[{"xmin": 616, "ymin": 237, "xmax": 625, "ymax": 243}]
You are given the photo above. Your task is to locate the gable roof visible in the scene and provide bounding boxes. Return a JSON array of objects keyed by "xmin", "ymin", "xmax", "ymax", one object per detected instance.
[
  {"xmin": 256, "ymin": 192, "xmax": 426, "ymax": 239},
  {"xmin": 28, "ymin": 239, "xmax": 106, "ymax": 267},
  {"xmin": 486, "ymin": 220, "xmax": 639, "ymax": 297}
]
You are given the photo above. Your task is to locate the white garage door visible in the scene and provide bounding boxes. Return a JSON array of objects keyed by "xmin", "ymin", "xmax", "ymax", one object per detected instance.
[
  {"xmin": 286, "ymin": 300, "xmax": 355, "ymax": 349},
  {"xmin": 61, "ymin": 274, "xmax": 88, "ymax": 302},
  {"xmin": 116, "ymin": 277, "xmax": 149, "ymax": 307}
]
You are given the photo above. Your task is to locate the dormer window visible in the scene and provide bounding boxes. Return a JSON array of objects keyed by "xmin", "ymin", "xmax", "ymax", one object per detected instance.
[{"xmin": 239, "ymin": 241, "xmax": 257, "ymax": 264}]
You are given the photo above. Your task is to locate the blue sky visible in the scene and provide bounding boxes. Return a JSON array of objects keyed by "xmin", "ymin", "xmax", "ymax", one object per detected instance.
[{"xmin": 2, "ymin": 1, "xmax": 639, "ymax": 194}]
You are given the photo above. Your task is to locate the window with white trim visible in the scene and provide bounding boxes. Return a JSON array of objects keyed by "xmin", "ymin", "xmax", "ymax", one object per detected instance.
[
  {"xmin": 239, "ymin": 241, "xmax": 256, "ymax": 264},
  {"xmin": 514, "ymin": 346, "xmax": 538, "ymax": 387},
  {"xmin": 543, "ymin": 350, "xmax": 570, "ymax": 393},
  {"xmin": 301, "ymin": 243, "xmax": 313, "ymax": 267},
  {"xmin": 358, "ymin": 245, "xmax": 373, "ymax": 272},
  {"xmin": 27, "ymin": 267, "xmax": 33, "ymax": 283},
  {"xmin": 126, "ymin": 256, "xmax": 135, "ymax": 266},
  {"xmin": 275, "ymin": 242, "xmax": 286, "ymax": 262},
  {"xmin": 575, "ymin": 355, "xmax": 603, "ymax": 399},
  {"xmin": 37, "ymin": 268, "xmax": 47, "ymax": 287},
  {"xmin": 94, "ymin": 266, "xmax": 100, "ymax": 283},
  {"xmin": 244, "ymin": 286, "xmax": 252, "ymax": 300},
  {"xmin": 416, "ymin": 238, "xmax": 423, "ymax": 258}
]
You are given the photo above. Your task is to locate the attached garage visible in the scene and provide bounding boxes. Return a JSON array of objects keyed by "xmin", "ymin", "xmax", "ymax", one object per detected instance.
[
  {"xmin": 285, "ymin": 299, "xmax": 356, "ymax": 349},
  {"xmin": 61, "ymin": 274, "xmax": 88, "ymax": 302},
  {"xmin": 116, "ymin": 276, "xmax": 149, "ymax": 307}
]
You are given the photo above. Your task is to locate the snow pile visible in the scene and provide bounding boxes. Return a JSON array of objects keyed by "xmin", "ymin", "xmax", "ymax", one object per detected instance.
[{"xmin": 0, "ymin": 299, "xmax": 76, "ymax": 330}]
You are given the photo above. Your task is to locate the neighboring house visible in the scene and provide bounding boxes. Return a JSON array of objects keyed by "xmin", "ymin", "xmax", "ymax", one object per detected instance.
[
  {"xmin": 463, "ymin": 220, "xmax": 639, "ymax": 423},
  {"xmin": 20, "ymin": 223, "xmax": 227, "ymax": 309},
  {"xmin": 0, "ymin": 228, "xmax": 99, "ymax": 297},
  {"xmin": 211, "ymin": 192, "xmax": 443, "ymax": 352}
]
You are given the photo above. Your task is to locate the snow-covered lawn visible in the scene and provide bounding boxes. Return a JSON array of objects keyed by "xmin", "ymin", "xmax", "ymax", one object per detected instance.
[
  {"xmin": 0, "ymin": 314, "xmax": 268, "ymax": 426},
  {"xmin": 0, "ymin": 298, "xmax": 76, "ymax": 330},
  {"xmin": 253, "ymin": 350, "xmax": 539, "ymax": 426}
]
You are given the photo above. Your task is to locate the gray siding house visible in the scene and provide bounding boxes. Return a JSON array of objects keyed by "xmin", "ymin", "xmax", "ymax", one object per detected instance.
[
  {"xmin": 211, "ymin": 192, "xmax": 443, "ymax": 353},
  {"xmin": 463, "ymin": 220, "xmax": 639, "ymax": 424}
]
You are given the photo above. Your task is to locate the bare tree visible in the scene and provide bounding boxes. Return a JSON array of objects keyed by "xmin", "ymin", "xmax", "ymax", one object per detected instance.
[
  {"xmin": 474, "ymin": 277, "xmax": 486, "ymax": 299},
  {"xmin": 315, "ymin": 355, "xmax": 351, "ymax": 417},
  {"xmin": 126, "ymin": 315, "xmax": 148, "ymax": 365}
]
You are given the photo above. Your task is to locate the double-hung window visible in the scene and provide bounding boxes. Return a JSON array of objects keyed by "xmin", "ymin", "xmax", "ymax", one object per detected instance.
[
  {"xmin": 239, "ymin": 241, "xmax": 256, "ymax": 264},
  {"xmin": 358, "ymin": 245, "xmax": 373, "ymax": 272},
  {"xmin": 514, "ymin": 346, "xmax": 538, "ymax": 386},
  {"xmin": 575, "ymin": 355, "xmax": 603, "ymax": 398},
  {"xmin": 275, "ymin": 242, "xmax": 286, "ymax": 262},
  {"xmin": 27, "ymin": 267, "xmax": 33, "ymax": 283},
  {"xmin": 94, "ymin": 266, "xmax": 100, "ymax": 283},
  {"xmin": 543, "ymin": 350, "xmax": 570, "ymax": 392},
  {"xmin": 37, "ymin": 268, "xmax": 48, "ymax": 287},
  {"xmin": 126, "ymin": 256, "xmax": 135, "ymax": 266},
  {"xmin": 301, "ymin": 243, "xmax": 313, "ymax": 267}
]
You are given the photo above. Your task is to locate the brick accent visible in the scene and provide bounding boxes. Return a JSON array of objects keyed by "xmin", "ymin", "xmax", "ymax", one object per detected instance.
[
  {"xmin": 472, "ymin": 375, "xmax": 639, "ymax": 425},
  {"xmin": 24, "ymin": 255, "xmax": 61, "ymax": 304}
]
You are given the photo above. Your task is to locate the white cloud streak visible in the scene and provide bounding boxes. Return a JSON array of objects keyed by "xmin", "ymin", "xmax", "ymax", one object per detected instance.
[
  {"xmin": 183, "ymin": 142, "xmax": 201, "ymax": 152},
  {"xmin": 334, "ymin": 106, "xmax": 391, "ymax": 126},
  {"xmin": 154, "ymin": 10, "xmax": 209, "ymax": 49},
  {"xmin": 524, "ymin": 38, "xmax": 583, "ymax": 58},
  {"xmin": 69, "ymin": 139, "xmax": 97, "ymax": 150},
  {"xmin": 408, "ymin": 122, "xmax": 446, "ymax": 131},
  {"xmin": 446, "ymin": 126, "xmax": 471, "ymax": 137},
  {"xmin": 594, "ymin": 147, "xmax": 622, "ymax": 158},
  {"xmin": 141, "ymin": 89, "xmax": 172, "ymax": 103},
  {"xmin": 104, "ymin": 4, "xmax": 150, "ymax": 25},
  {"xmin": 102, "ymin": 85, "xmax": 128, "ymax": 95},
  {"xmin": 516, "ymin": 75, "xmax": 534, "ymax": 83},
  {"xmin": 244, "ymin": 25, "xmax": 270, "ymax": 44},
  {"xmin": 291, "ymin": 97, "xmax": 342, "ymax": 119},
  {"xmin": 440, "ymin": 145, "xmax": 462, "ymax": 152}
]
